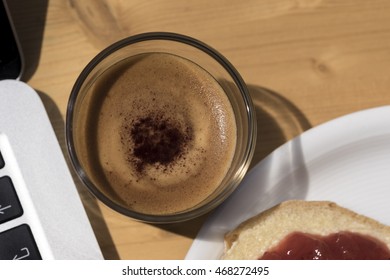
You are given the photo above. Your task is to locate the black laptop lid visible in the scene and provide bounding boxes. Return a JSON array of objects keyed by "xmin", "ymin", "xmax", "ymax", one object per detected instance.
[{"xmin": 0, "ymin": 0, "xmax": 22, "ymax": 80}]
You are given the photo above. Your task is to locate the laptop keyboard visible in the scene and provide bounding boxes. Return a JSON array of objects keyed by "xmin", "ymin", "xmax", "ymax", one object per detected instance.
[
  {"xmin": 0, "ymin": 156, "xmax": 41, "ymax": 260},
  {"xmin": 0, "ymin": 224, "xmax": 41, "ymax": 260},
  {"xmin": 0, "ymin": 80, "xmax": 103, "ymax": 259},
  {"xmin": 0, "ymin": 175, "xmax": 23, "ymax": 224}
]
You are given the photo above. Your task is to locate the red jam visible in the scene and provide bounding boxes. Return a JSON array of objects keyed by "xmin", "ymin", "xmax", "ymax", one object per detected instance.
[{"xmin": 260, "ymin": 231, "xmax": 390, "ymax": 260}]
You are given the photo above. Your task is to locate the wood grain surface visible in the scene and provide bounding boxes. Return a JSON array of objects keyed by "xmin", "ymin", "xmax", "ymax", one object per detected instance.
[{"xmin": 5, "ymin": 0, "xmax": 390, "ymax": 259}]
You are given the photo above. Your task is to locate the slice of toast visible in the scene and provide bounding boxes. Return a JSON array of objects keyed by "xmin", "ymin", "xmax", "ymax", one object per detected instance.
[{"xmin": 222, "ymin": 200, "xmax": 390, "ymax": 259}]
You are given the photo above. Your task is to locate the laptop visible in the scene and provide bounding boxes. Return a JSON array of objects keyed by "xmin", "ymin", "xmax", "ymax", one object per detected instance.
[{"xmin": 0, "ymin": 0, "xmax": 103, "ymax": 259}]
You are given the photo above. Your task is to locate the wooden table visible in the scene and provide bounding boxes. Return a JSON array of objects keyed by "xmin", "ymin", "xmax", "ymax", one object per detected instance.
[{"xmin": 6, "ymin": 0, "xmax": 390, "ymax": 259}]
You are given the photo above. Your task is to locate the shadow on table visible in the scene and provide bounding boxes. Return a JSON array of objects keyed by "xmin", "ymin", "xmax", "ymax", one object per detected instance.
[{"xmin": 248, "ymin": 84, "xmax": 312, "ymax": 168}]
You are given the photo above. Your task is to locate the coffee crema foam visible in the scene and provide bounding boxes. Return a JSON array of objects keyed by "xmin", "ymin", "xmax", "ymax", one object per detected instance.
[{"xmin": 78, "ymin": 53, "xmax": 237, "ymax": 215}]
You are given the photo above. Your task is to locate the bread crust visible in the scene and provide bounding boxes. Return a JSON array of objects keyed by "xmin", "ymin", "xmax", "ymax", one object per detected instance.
[{"xmin": 221, "ymin": 200, "xmax": 390, "ymax": 259}]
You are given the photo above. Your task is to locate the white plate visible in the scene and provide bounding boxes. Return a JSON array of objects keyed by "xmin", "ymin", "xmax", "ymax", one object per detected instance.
[{"xmin": 185, "ymin": 106, "xmax": 390, "ymax": 259}]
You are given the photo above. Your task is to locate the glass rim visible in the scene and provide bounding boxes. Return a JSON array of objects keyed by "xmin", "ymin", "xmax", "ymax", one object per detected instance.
[{"xmin": 65, "ymin": 32, "xmax": 257, "ymax": 223}]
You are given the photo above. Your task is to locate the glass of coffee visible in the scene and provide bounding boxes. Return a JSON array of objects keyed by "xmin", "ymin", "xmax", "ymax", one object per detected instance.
[{"xmin": 66, "ymin": 32, "xmax": 256, "ymax": 223}]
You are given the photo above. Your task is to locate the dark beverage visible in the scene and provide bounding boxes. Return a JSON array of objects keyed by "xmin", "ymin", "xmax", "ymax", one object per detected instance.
[{"xmin": 75, "ymin": 53, "xmax": 237, "ymax": 215}]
